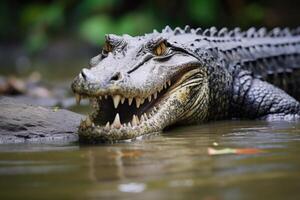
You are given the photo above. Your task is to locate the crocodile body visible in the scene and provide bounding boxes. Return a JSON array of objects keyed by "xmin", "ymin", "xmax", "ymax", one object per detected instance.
[{"xmin": 72, "ymin": 26, "xmax": 300, "ymax": 143}]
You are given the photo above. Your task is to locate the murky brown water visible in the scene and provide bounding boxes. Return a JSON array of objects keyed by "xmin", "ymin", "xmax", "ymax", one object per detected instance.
[{"xmin": 0, "ymin": 120, "xmax": 300, "ymax": 200}]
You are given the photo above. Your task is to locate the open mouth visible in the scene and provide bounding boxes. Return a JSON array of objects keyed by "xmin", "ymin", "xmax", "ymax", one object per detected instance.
[
  {"xmin": 75, "ymin": 79, "xmax": 172, "ymax": 132},
  {"xmin": 72, "ymin": 64, "xmax": 200, "ymax": 142}
]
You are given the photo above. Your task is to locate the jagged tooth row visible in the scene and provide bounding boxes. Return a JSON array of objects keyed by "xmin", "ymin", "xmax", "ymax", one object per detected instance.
[
  {"xmin": 74, "ymin": 79, "xmax": 171, "ymax": 109},
  {"xmin": 111, "ymin": 96, "xmax": 147, "ymax": 109},
  {"xmin": 81, "ymin": 106, "xmax": 157, "ymax": 130},
  {"xmin": 111, "ymin": 80, "xmax": 171, "ymax": 109}
]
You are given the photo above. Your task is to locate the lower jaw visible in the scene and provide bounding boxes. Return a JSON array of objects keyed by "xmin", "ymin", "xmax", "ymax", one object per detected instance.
[
  {"xmin": 78, "ymin": 124, "xmax": 161, "ymax": 143},
  {"xmin": 78, "ymin": 100, "xmax": 170, "ymax": 143}
]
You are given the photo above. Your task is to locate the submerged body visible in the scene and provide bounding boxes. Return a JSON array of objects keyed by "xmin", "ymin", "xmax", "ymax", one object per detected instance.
[{"xmin": 72, "ymin": 26, "xmax": 300, "ymax": 143}]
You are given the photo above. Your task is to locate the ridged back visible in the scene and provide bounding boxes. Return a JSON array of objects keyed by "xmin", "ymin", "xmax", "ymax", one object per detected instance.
[{"xmin": 159, "ymin": 26, "xmax": 300, "ymax": 100}]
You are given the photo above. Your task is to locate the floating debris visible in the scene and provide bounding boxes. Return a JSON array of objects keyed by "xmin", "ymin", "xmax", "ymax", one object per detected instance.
[
  {"xmin": 118, "ymin": 183, "xmax": 146, "ymax": 193},
  {"xmin": 208, "ymin": 147, "xmax": 264, "ymax": 155},
  {"xmin": 212, "ymin": 142, "xmax": 219, "ymax": 146}
]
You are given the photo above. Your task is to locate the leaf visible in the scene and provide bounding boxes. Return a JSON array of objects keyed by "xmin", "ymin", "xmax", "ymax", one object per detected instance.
[{"xmin": 208, "ymin": 147, "xmax": 264, "ymax": 155}]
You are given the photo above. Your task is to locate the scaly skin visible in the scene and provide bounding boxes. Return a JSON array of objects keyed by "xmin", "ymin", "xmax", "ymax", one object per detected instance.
[{"xmin": 72, "ymin": 26, "xmax": 300, "ymax": 143}]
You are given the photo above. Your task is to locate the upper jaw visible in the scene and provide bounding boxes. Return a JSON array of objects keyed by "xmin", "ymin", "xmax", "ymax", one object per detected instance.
[
  {"xmin": 73, "ymin": 79, "xmax": 172, "ymax": 106},
  {"xmin": 72, "ymin": 76, "xmax": 172, "ymax": 100}
]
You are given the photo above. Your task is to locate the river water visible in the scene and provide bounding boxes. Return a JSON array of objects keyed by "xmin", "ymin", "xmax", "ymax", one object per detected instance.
[{"xmin": 0, "ymin": 120, "xmax": 300, "ymax": 200}]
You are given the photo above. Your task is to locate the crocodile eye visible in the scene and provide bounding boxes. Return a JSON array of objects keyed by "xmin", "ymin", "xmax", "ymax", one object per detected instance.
[
  {"xmin": 153, "ymin": 41, "xmax": 167, "ymax": 56},
  {"xmin": 102, "ymin": 41, "xmax": 113, "ymax": 55}
]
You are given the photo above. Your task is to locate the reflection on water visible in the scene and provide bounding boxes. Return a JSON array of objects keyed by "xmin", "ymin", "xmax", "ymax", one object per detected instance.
[{"xmin": 0, "ymin": 120, "xmax": 300, "ymax": 200}]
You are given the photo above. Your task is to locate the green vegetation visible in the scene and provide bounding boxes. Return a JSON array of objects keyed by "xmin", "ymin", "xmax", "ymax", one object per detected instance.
[{"xmin": 0, "ymin": 0, "xmax": 298, "ymax": 54}]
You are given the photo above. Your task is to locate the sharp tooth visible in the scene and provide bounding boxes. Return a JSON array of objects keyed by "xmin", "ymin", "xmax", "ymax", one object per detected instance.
[
  {"xmin": 136, "ymin": 115, "xmax": 140, "ymax": 124},
  {"xmin": 113, "ymin": 95, "xmax": 121, "ymax": 108},
  {"xmin": 127, "ymin": 122, "xmax": 131, "ymax": 127},
  {"xmin": 164, "ymin": 83, "xmax": 167, "ymax": 89},
  {"xmin": 121, "ymin": 97, "xmax": 125, "ymax": 104},
  {"xmin": 104, "ymin": 95, "xmax": 108, "ymax": 99},
  {"xmin": 75, "ymin": 94, "xmax": 81, "ymax": 105},
  {"xmin": 92, "ymin": 122, "xmax": 95, "ymax": 127},
  {"xmin": 141, "ymin": 115, "xmax": 145, "ymax": 121},
  {"xmin": 128, "ymin": 98, "xmax": 133, "ymax": 105},
  {"xmin": 135, "ymin": 98, "xmax": 141, "ymax": 108},
  {"xmin": 140, "ymin": 98, "xmax": 145, "ymax": 105},
  {"xmin": 148, "ymin": 95, "xmax": 152, "ymax": 102},
  {"xmin": 112, "ymin": 113, "xmax": 121, "ymax": 129},
  {"xmin": 86, "ymin": 116, "xmax": 92, "ymax": 126},
  {"xmin": 154, "ymin": 92, "xmax": 157, "ymax": 99},
  {"xmin": 99, "ymin": 96, "xmax": 102, "ymax": 100},
  {"xmin": 105, "ymin": 122, "xmax": 110, "ymax": 128},
  {"xmin": 142, "ymin": 113, "xmax": 147, "ymax": 121},
  {"xmin": 167, "ymin": 80, "xmax": 171, "ymax": 86},
  {"xmin": 132, "ymin": 115, "xmax": 138, "ymax": 126}
]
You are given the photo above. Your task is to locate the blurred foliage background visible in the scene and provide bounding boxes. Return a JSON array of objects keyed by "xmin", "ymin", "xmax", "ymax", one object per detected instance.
[{"xmin": 0, "ymin": 0, "xmax": 299, "ymax": 79}]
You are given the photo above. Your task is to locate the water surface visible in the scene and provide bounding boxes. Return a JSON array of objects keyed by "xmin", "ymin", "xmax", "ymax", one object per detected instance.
[{"xmin": 0, "ymin": 120, "xmax": 300, "ymax": 200}]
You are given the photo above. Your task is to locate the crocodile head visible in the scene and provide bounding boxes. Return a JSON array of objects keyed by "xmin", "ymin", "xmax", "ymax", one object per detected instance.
[{"xmin": 71, "ymin": 28, "xmax": 211, "ymax": 143}]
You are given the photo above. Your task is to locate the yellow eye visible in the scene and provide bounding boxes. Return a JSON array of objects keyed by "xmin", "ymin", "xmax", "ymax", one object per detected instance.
[
  {"xmin": 154, "ymin": 42, "xmax": 167, "ymax": 56},
  {"xmin": 103, "ymin": 41, "xmax": 113, "ymax": 53}
]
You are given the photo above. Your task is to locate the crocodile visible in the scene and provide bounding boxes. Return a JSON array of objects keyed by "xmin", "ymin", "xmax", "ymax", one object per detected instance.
[{"xmin": 72, "ymin": 26, "xmax": 300, "ymax": 143}]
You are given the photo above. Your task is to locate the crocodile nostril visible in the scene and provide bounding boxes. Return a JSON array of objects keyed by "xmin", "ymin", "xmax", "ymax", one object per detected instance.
[
  {"xmin": 110, "ymin": 72, "xmax": 122, "ymax": 82},
  {"xmin": 81, "ymin": 68, "xmax": 93, "ymax": 81},
  {"xmin": 81, "ymin": 70, "xmax": 87, "ymax": 80}
]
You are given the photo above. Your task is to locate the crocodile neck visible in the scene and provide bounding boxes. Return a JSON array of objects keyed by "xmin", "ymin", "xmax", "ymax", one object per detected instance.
[{"xmin": 166, "ymin": 26, "xmax": 300, "ymax": 99}]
